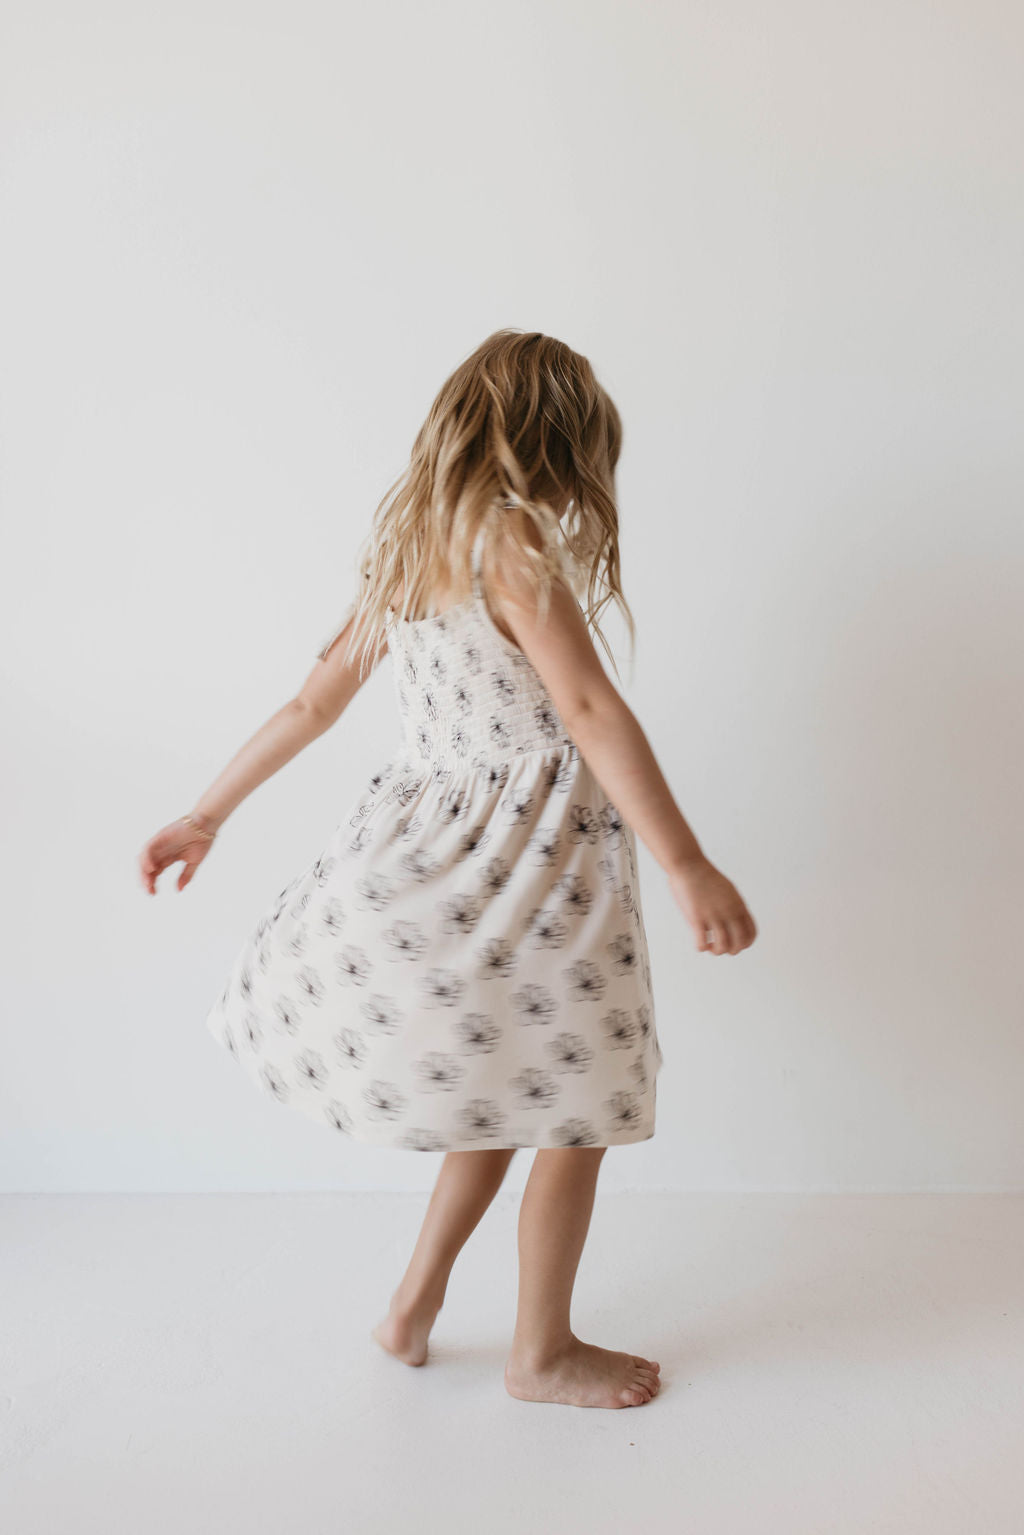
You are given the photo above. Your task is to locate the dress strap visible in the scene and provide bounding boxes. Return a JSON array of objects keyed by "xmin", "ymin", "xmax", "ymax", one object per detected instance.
[{"xmin": 470, "ymin": 525, "xmax": 487, "ymax": 597}]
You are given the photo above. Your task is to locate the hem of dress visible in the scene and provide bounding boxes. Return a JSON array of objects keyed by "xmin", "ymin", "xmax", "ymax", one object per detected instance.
[
  {"xmin": 325, "ymin": 1125, "xmax": 657, "ymax": 1152},
  {"xmin": 205, "ymin": 1013, "xmax": 656, "ymax": 1152}
]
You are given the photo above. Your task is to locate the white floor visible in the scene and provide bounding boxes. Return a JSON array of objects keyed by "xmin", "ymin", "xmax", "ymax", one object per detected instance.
[{"xmin": 2, "ymin": 1191, "xmax": 1022, "ymax": 1534}]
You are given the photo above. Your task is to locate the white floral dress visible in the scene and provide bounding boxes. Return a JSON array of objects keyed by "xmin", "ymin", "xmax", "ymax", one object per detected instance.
[{"xmin": 204, "ymin": 533, "xmax": 664, "ymax": 1151}]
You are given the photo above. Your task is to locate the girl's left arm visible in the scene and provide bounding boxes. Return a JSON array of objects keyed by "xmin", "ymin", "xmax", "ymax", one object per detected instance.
[{"xmin": 138, "ymin": 615, "xmax": 382, "ymax": 893}]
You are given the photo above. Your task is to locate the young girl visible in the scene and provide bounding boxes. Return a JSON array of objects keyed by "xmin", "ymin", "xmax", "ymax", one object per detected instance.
[{"xmin": 139, "ymin": 329, "xmax": 757, "ymax": 1410}]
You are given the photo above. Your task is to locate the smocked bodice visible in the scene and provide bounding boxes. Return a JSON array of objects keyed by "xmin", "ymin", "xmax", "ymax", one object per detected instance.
[{"xmin": 386, "ymin": 593, "xmax": 575, "ymax": 772}]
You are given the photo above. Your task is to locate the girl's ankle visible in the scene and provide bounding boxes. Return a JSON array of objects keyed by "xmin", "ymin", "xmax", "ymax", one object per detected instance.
[
  {"xmin": 507, "ymin": 1330, "xmax": 576, "ymax": 1368},
  {"xmin": 391, "ymin": 1284, "xmax": 445, "ymax": 1317}
]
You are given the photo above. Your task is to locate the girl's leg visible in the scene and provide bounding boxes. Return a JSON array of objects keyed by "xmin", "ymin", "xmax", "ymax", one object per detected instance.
[
  {"xmin": 504, "ymin": 1146, "xmax": 661, "ymax": 1408},
  {"xmin": 372, "ymin": 1146, "xmax": 517, "ymax": 1365}
]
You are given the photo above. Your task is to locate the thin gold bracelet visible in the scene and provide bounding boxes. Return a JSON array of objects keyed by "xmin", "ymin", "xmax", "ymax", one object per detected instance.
[{"xmin": 181, "ymin": 814, "xmax": 217, "ymax": 841}]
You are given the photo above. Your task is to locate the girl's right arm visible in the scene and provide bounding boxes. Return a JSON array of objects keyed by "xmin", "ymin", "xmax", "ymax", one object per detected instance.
[
  {"xmin": 490, "ymin": 556, "xmax": 757, "ymax": 957},
  {"xmin": 138, "ymin": 613, "xmax": 383, "ymax": 895}
]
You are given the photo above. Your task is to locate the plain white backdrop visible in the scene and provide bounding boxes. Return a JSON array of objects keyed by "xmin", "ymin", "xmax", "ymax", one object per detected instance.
[{"xmin": 1, "ymin": 0, "xmax": 1021, "ymax": 1195}]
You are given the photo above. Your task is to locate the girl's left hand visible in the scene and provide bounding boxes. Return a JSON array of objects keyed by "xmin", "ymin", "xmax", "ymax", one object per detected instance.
[
  {"xmin": 138, "ymin": 815, "xmax": 218, "ymax": 895},
  {"xmin": 667, "ymin": 857, "xmax": 757, "ymax": 955}
]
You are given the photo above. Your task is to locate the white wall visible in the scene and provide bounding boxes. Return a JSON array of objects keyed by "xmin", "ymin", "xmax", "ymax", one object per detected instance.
[{"xmin": 1, "ymin": 0, "xmax": 1020, "ymax": 1193}]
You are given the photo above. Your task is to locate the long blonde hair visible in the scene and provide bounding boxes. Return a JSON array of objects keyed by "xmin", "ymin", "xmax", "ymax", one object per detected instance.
[{"xmin": 320, "ymin": 328, "xmax": 634, "ymax": 681}]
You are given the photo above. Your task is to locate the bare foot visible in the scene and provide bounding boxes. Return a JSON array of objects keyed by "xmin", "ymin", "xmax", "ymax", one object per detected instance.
[
  {"xmin": 504, "ymin": 1335, "xmax": 662, "ymax": 1408},
  {"xmin": 371, "ymin": 1292, "xmax": 443, "ymax": 1367}
]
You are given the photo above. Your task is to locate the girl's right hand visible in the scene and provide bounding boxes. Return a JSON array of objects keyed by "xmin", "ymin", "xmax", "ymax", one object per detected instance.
[
  {"xmin": 138, "ymin": 815, "xmax": 218, "ymax": 896},
  {"xmin": 668, "ymin": 857, "xmax": 757, "ymax": 955}
]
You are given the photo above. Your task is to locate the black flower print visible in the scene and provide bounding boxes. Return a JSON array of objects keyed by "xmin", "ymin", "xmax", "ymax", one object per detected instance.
[
  {"xmin": 524, "ymin": 828, "xmax": 561, "ymax": 866},
  {"xmin": 551, "ymin": 1118, "xmax": 599, "ymax": 1147},
  {"xmin": 476, "ymin": 936, "xmax": 518, "ymax": 979},
  {"xmin": 382, "ymin": 920, "xmax": 429, "ymax": 961},
  {"xmin": 605, "ymin": 1090, "xmax": 642, "ymax": 1132},
  {"xmin": 334, "ymin": 1027, "xmax": 368, "ymax": 1068},
  {"xmin": 439, "ymin": 893, "xmax": 483, "ymax": 934},
  {"xmin": 421, "ymin": 686, "xmax": 441, "ymax": 721},
  {"xmin": 354, "ymin": 874, "xmax": 396, "ymax": 911},
  {"xmin": 596, "ymin": 855, "xmax": 620, "ymax": 891},
  {"xmin": 319, "ymin": 898, "xmax": 347, "ymax": 936},
  {"xmin": 282, "ymin": 924, "xmax": 309, "ymax": 959},
  {"xmin": 359, "ymin": 993, "xmax": 403, "ymax": 1035},
  {"xmin": 480, "ymin": 761, "xmax": 510, "ymax": 793},
  {"xmin": 387, "ymin": 775, "xmax": 425, "ymax": 808},
  {"xmin": 478, "ymin": 856, "xmax": 513, "ymax": 898},
  {"xmin": 450, "ymin": 723, "xmax": 471, "ymax": 758},
  {"xmin": 500, "ymin": 786, "xmax": 534, "ymax": 824},
  {"xmin": 260, "ymin": 1062, "xmax": 290, "ymax": 1102},
  {"xmin": 629, "ymin": 1057, "xmax": 649, "ymax": 1093},
  {"xmin": 325, "ymin": 1100, "xmax": 354, "ymax": 1133},
  {"xmin": 544, "ymin": 751, "xmax": 578, "ymax": 793},
  {"xmin": 488, "ymin": 716, "xmax": 513, "ymax": 751},
  {"xmin": 552, "ymin": 872, "xmax": 593, "ymax": 917},
  {"xmin": 403, "ymin": 655, "xmax": 418, "ymax": 685},
  {"xmin": 367, "ymin": 761, "xmax": 394, "ymax": 795},
  {"xmin": 463, "ymin": 640, "xmax": 484, "ymax": 675},
  {"xmin": 564, "ymin": 960, "xmax": 607, "ymax": 1002},
  {"xmin": 457, "ymin": 822, "xmax": 491, "ymax": 859},
  {"xmin": 634, "ymin": 1003, "xmax": 652, "ymax": 1041},
  {"xmin": 416, "ymin": 725, "xmax": 432, "ymax": 760},
  {"xmin": 312, "ymin": 853, "xmax": 337, "ymax": 886},
  {"xmin": 439, "ymin": 787, "xmax": 472, "ymax": 824},
  {"xmin": 295, "ymin": 964, "xmax": 326, "ymax": 1005},
  {"xmin": 399, "ymin": 849, "xmax": 442, "ymax": 881},
  {"xmin": 413, "ymin": 1052, "xmax": 467, "ymax": 1092},
  {"xmin": 363, "ymin": 1080, "xmax": 407, "ymax": 1120},
  {"xmin": 511, "ymin": 1068, "xmax": 560, "ymax": 1110},
  {"xmin": 428, "ymin": 651, "xmax": 447, "ymax": 686},
  {"xmin": 523, "ymin": 906, "xmax": 569, "ymax": 949},
  {"xmin": 567, "ymin": 804, "xmax": 600, "ymax": 844},
  {"xmin": 219, "ymin": 1020, "xmax": 237, "ymax": 1055},
  {"xmin": 394, "ymin": 812, "xmax": 425, "ymax": 841},
  {"xmin": 454, "ymin": 1013, "xmax": 502, "ymax": 1053},
  {"xmin": 452, "ymin": 683, "xmax": 473, "ymax": 715},
  {"xmin": 335, "ymin": 946, "xmax": 372, "ymax": 986},
  {"xmin": 492, "ymin": 667, "xmax": 516, "ymax": 703},
  {"xmin": 272, "ymin": 996, "xmax": 302, "ymax": 1035},
  {"xmin": 598, "ymin": 800, "xmax": 626, "ymax": 848},
  {"xmin": 344, "ymin": 824, "xmax": 374, "ymax": 857},
  {"xmin": 239, "ymin": 964, "xmax": 254, "ymax": 1000},
  {"xmin": 420, "ymin": 968, "xmax": 467, "ymax": 1008},
  {"xmin": 242, "ymin": 1010, "xmax": 263, "ymax": 1051},
  {"xmin": 399, "ymin": 1128, "xmax": 450, "ymax": 1151},
  {"xmin": 457, "ymin": 1099, "xmax": 507, "ymax": 1139},
  {"xmin": 607, "ymin": 932, "xmax": 638, "ymax": 976},
  {"xmin": 534, "ymin": 701, "xmax": 562, "ymax": 740},
  {"xmin": 601, "ymin": 1008, "xmax": 637, "ymax": 1049},
  {"xmin": 510, "ymin": 983, "xmax": 558, "ymax": 1026},
  {"xmin": 294, "ymin": 1049, "xmax": 329, "ymax": 1091},
  {"xmin": 545, "ymin": 1032, "xmax": 595, "ymax": 1073}
]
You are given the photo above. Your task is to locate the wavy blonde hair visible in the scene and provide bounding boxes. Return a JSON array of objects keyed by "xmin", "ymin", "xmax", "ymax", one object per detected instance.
[{"xmin": 318, "ymin": 328, "xmax": 634, "ymax": 681}]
